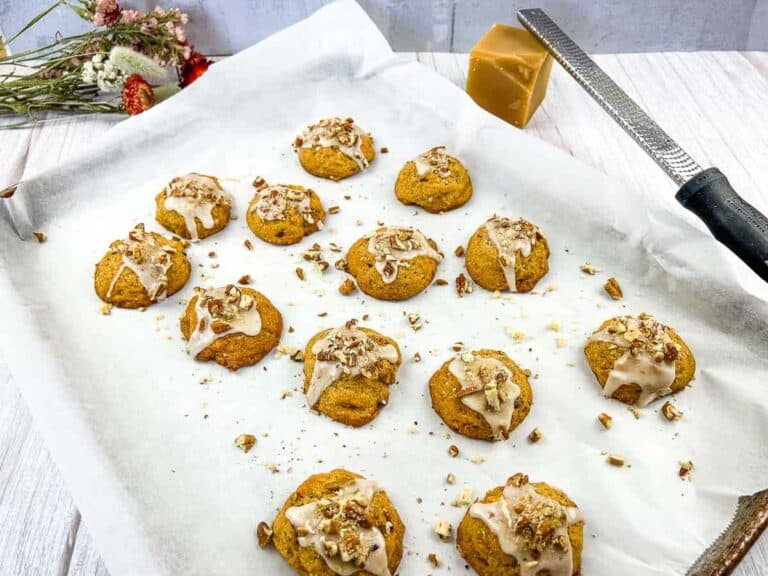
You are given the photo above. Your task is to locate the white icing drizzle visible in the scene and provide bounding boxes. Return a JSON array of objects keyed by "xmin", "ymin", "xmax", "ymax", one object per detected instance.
[
  {"xmin": 483, "ymin": 216, "xmax": 542, "ymax": 291},
  {"xmin": 186, "ymin": 285, "xmax": 262, "ymax": 357},
  {"xmin": 413, "ymin": 146, "xmax": 451, "ymax": 178},
  {"xmin": 308, "ymin": 321, "xmax": 399, "ymax": 408},
  {"xmin": 162, "ymin": 173, "xmax": 231, "ymax": 241},
  {"xmin": 106, "ymin": 223, "xmax": 177, "ymax": 301},
  {"xmin": 294, "ymin": 117, "xmax": 370, "ymax": 170},
  {"xmin": 249, "ymin": 181, "xmax": 320, "ymax": 227},
  {"xmin": 286, "ymin": 479, "xmax": 391, "ymax": 576},
  {"xmin": 588, "ymin": 313, "xmax": 681, "ymax": 407},
  {"xmin": 366, "ymin": 226, "xmax": 442, "ymax": 284},
  {"xmin": 449, "ymin": 352, "xmax": 520, "ymax": 440},
  {"xmin": 469, "ymin": 476, "xmax": 583, "ymax": 576}
]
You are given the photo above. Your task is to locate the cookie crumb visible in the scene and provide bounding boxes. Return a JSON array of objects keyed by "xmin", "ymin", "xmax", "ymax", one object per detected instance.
[
  {"xmin": 99, "ymin": 303, "xmax": 113, "ymax": 315},
  {"xmin": 256, "ymin": 522, "xmax": 273, "ymax": 548},
  {"xmin": 413, "ymin": 352, "xmax": 422, "ymax": 363},
  {"xmin": 604, "ymin": 276, "xmax": 623, "ymax": 299},
  {"xmin": 427, "ymin": 553, "xmax": 441, "ymax": 568},
  {"xmin": 407, "ymin": 312, "xmax": 423, "ymax": 331},
  {"xmin": 597, "ymin": 413, "xmax": 613, "ymax": 429},
  {"xmin": 628, "ymin": 407, "xmax": 642, "ymax": 419},
  {"xmin": 434, "ymin": 278, "xmax": 449, "ymax": 286},
  {"xmin": 607, "ymin": 454, "xmax": 625, "ymax": 467},
  {"xmin": 244, "ymin": 239, "xmax": 253, "ymax": 251},
  {"xmin": 661, "ymin": 401, "xmax": 683, "ymax": 421},
  {"xmin": 679, "ymin": 460, "xmax": 694, "ymax": 478},
  {"xmin": 280, "ymin": 388, "xmax": 293, "ymax": 399},
  {"xmin": 334, "ymin": 257, "xmax": 347, "ymax": 271},
  {"xmin": 452, "ymin": 487, "xmax": 473, "ymax": 507},
  {"xmin": 581, "ymin": 262, "xmax": 599, "ymax": 275},
  {"xmin": 454, "ymin": 245, "xmax": 465, "ymax": 257},
  {"xmin": 339, "ymin": 278, "xmax": 357, "ymax": 295},
  {"xmin": 448, "ymin": 445, "xmax": 459, "ymax": 457},
  {"xmin": 547, "ymin": 320, "xmax": 561, "ymax": 332},
  {"xmin": 380, "ymin": 146, "xmax": 389, "ymax": 154},
  {"xmin": 434, "ymin": 520, "xmax": 453, "ymax": 542},
  {"xmin": 328, "ymin": 205, "xmax": 341, "ymax": 215},
  {"xmin": 295, "ymin": 267, "xmax": 305, "ymax": 281},
  {"xmin": 455, "ymin": 273, "xmax": 473, "ymax": 297},
  {"xmin": 234, "ymin": 434, "xmax": 256, "ymax": 453},
  {"xmin": 33, "ymin": 232, "xmax": 47, "ymax": 243},
  {"xmin": 527, "ymin": 427, "xmax": 543, "ymax": 443},
  {"xmin": 238, "ymin": 274, "xmax": 252, "ymax": 285},
  {"xmin": 446, "ymin": 472, "xmax": 456, "ymax": 485},
  {"xmin": 470, "ymin": 455, "xmax": 486, "ymax": 464}
]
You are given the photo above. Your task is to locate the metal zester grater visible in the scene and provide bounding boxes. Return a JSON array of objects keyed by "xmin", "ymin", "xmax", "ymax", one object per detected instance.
[
  {"xmin": 518, "ymin": 8, "xmax": 768, "ymax": 285},
  {"xmin": 517, "ymin": 9, "xmax": 768, "ymax": 575}
]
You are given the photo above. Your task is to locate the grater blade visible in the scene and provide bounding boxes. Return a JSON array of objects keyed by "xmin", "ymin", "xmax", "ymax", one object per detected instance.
[{"xmin": 517, "ymin": 8, "xmax": 702, "ymax": 187}]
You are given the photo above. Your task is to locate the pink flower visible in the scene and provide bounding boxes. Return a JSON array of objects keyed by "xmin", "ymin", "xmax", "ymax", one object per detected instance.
[
  {"xmin": 119, "ymin": 9, "xmax": 145, "ymax": 24},
  {"xmin": 92, "ymin": 0, "xmax": 120, "ymax": 26}
]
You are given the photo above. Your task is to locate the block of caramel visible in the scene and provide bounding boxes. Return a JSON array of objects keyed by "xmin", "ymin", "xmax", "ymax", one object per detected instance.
[{"xmin": 466, "ymin": 24, "xmax": 553, "ymax": 128}]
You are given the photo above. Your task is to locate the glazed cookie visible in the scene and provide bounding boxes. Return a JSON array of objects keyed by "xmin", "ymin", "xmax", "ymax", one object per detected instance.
[
  {"xmin": 246, "ymin": 177, "xmax": 325, "ymax": 245},
  {"xmin": 179, "ymin": 284, "xmax": 282, "ymax": 371},
  {"xmin": 394, "ymin": 146, "xmax": 472, "ymax": 212},
  {"xmin": 155, "ymin": 173, "xmax": 231, "ymax": 241},
  {"xmin": 94, "ymin": 223, "xmax": 191, "ymax": 308},
  {"xmin": 466, "ymin": 216, "xmax": 549, "ymax": 293},
  {"xmin": 293, "ymin": 117, "xmax": 375, "ymax": 180},
  {"xmin": 457, "ymin": 472, "xmax": 584, "ymax": 576},
  {"xmin": 429, "ymin": 349, "xmax": 532, "ymax": 441},
  {"xmin": 303, "ymin": 320, "xmax": 401, "ymax": 427},
  {"xmin": 346, "ymin": 226, "xmax": 442, "ymax": 301},
  {"xmin": 584, "ymin": 313, "xmax": 695, "ymax": 407},
  {"xmin": 272, "ymin": 468, "xmax": 405, "ymax": 576}
]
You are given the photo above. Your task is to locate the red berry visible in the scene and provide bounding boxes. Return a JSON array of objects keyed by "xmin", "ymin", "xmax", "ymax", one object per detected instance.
[
  {"xmin": 122, "ymin": 74, "xmax": 155, "ymax": 116},
  {"xmin": 180, "ymin": 51, "xmax": 211, "ymax": 87}
]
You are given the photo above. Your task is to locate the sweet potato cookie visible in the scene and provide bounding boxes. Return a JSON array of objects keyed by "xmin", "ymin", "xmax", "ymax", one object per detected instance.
[
  {"xmin": 272, "ymin": 468, "xmax": 405, "ymax": 576},
  {"xmin": 94, "ymin": 223, "xmax": 191, "ymax": 308},
  {"xmin": 584, "ymin": 313, "xmax": 695, "ymax": 407},
  {"xmin": 293, "ymin": 117, "xmax": 375, "ymax": 180},
  {"xmin": 346, "ymin": 226, "xmax": 442, "ymax": 301},
  {"xmin": 303, "ymin": 320, "xmax": 401, "ymax": 427},
  {"xmin": 457, "ymin": 472, "xmax": 584, "ymax": 576},
  {"xmin": 429, "ymin": 349, "xmax": 532, "ymax": 441},
  {"xmin": 179, "ymin": 284, "xmax": 282, "ymax": 371},
  {"xmin": 466, "ymin": 216, "xmax": 549, "ymax": 293},
  {"xmin": 246, "ymin": 177, "xmax": 326, "ymax": 245},
  {"xmin": 155, "ymin": 173, "xmax": 232, "ymax": 241},
  {"xmin": 394, "ymin": 146, "xmax": 472, "ymax": 212}
]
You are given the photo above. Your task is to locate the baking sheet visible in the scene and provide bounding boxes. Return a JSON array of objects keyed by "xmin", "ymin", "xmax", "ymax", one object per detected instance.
[{"xmin": 1, "ymin": 2, "xmax": 767, "ymax": 574}]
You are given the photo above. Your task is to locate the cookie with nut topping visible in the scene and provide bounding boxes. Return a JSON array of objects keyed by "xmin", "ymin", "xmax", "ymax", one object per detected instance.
[
  {"xmin": 584, "ymin": 313, "xmax": 695, "ymax": 407},
  {"xmin": 457, "ymin": 472, "xmax": 584, "ymax": 576},
  {"xmin": 429, "ymin": 349, "xmax": 532, "ymax": 441},
  {"xmin": 94, "ymin": 223, "xmax": 191, "ymax": 309},
  {"xmin": 246, "ymin": 178, "xmax": 326, "ymax": 245},
  {"xmin": 303, "ymin": 321, "xmax": 401, "ymax": 427},
  {"xmin": 179, "ymin": 284, "xmax": 282, "ymax": 371},
  {"xmin": 394, "ymin": 146, "xmax": 472, "ymax": 213},
  {"xmin": 293, "ymin": 117, "xmax": 375, "ymax": 181},
  {"xmin": 272, "ymin": 469, "xmax": 404, "ymax": 576},
  {"xmin": 466, "ymin": 216, "xmax": 549, "ymax": 293},
  {"xmin": 155, "ymin": 173, "xmax": 231, "ymax": 241},
  {"xmin": 346, "ymin": 226, "xmax": 443, "ymax": 301}
]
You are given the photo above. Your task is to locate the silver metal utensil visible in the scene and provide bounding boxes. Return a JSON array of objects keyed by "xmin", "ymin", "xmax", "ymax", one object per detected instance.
[{"xmin": 518, "ymin": 8, "xmax": 768, "ymax": 284}]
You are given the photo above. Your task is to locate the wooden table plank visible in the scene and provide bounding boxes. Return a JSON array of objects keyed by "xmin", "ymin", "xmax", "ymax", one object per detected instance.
[{"xmin": 1, "ymin": 51, "xmax": 767, "ymax": 576}]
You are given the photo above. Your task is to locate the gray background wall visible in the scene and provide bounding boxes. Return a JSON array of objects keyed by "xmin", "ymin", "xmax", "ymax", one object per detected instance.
[{"xmin": 1, "ymin": 0, "xmax": 767, "ymax": 54}]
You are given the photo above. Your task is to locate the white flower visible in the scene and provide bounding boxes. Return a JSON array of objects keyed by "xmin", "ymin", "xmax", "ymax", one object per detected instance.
[{"xmin": 81, "ymin": 53, "xmax": 126, "ymax": 93}]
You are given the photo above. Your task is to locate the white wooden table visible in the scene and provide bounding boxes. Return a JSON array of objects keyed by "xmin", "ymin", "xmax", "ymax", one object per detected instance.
[{"xmin": 1, "ymin": 51, "xmax": 767, "ymax": 576}]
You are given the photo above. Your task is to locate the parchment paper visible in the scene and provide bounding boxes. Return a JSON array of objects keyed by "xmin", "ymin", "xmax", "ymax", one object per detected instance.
[{"xmin": 1, "ymin": 2, "xmax": 767, "ymax": 574}]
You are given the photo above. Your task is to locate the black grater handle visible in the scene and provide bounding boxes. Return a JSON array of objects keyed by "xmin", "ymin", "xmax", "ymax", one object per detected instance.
[{"xmin": 676, "ymin": 168, "xmax": 768, "ymax": 282}]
